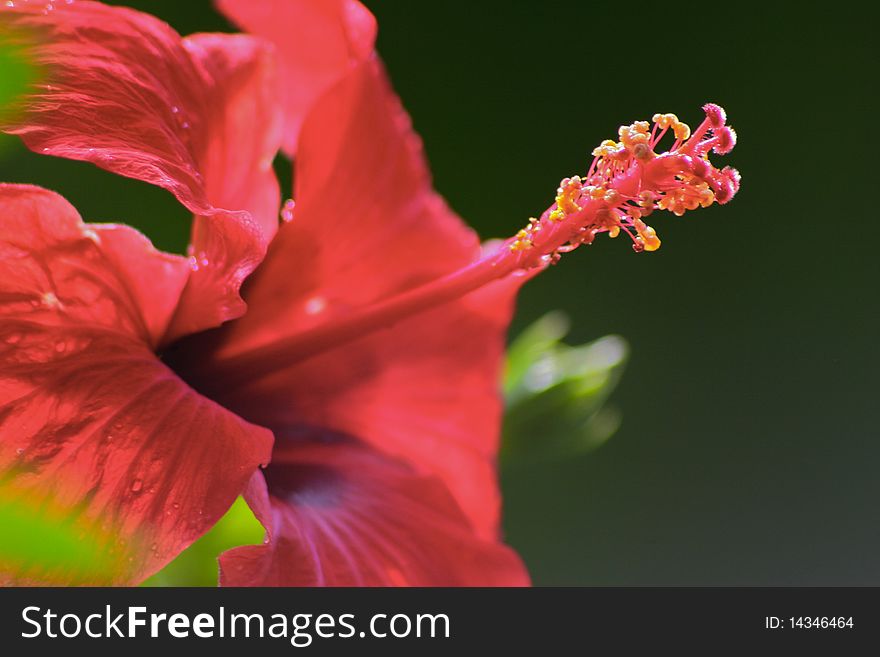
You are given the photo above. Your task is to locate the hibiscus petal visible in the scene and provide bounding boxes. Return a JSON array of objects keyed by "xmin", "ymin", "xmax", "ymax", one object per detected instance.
[
  {"xmin": 1, "ymin": 2, "xmax": 283, "ymax": 339},
  {"xmin": 178, "ymin": 61, "xmax": 516, "ymax": 539},
  {"xmin": 216, "ymin": 0, "xmax": 377, "ymax": 156},
  {"xmin": 219, "ymin": 443, "xmax": 529, "ymax": 586},
  {"xmin": 0, "ymin": 185, "xmax": 273, "ymax": 584}
]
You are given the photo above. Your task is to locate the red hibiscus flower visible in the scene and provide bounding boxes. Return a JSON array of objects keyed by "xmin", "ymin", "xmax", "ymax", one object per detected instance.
[{"xmin": 0, "ymin": 0, "xmax": 738, "ymax": 586}]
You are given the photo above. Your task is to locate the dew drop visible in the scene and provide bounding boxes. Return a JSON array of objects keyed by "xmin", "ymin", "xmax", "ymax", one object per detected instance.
[
  {"xmin": 130, "ymin": 479, "xmax": 143, "ymax": 493},
  {"xmin": 170, "ymin": 105, "xmax": 180, "ymax": 114},
  {"xmin": 304, "ymin": 296, "xmax": 327, "ymax": 316},
  {"xmin": 53, "ymin": 340, "xmax": 67, "ymax": 353},
  {"xmin": 5, "ymin": 332, "xmax": 22, "ymax": 345},
  {"xmin": 41, "ymin": 291, "xmax": 61, "ymax": 308},
  {"xmin": 5, "ymin": 1, "xmax": 15, "ymax": 7},
  {"xmin": 15, "ymin": 447, "xmax": 24, "ymax": 456},
  {"xmin": 172, "ymin": 502, "xmax": 180, "ymax": 510}
]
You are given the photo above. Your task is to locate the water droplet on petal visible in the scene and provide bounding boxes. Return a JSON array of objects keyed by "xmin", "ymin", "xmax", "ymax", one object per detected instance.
[
  {"xmin": 15, "ymin": 447, "xmax": 24, "ymax": 456},
  {"xmin": 304, "ymin": 296, "xmax": 327, "ymax": 316},
  {"xmin": 172, "ymin": 502, "xmax": 180, "ymax": 509},
  {"xmin": 130, "ymin": 479, "xmax": 143, "ymax": 493},
  {"xmin": 41, "ymin": 291, "xmax": 61, "ymax": 308}
]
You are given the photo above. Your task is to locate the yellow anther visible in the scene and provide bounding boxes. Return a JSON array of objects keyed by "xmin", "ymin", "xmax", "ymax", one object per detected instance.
[
  {"xmin": 510, "ymin": 228, "xmax": 534, "ymax": 252},
  {"xmin": 608, "ymin": 225, "xmax": 620, "ymax": 238},
  {"xmin": 633, "ymin": 219, "xmax": 661, "ymax": 251},
  {"xmin": 592, "ymin": 139, "xmax": 620, "ymax": 158},
  {"xmin": 653, "ymin": 113, "xmax": 679, "ymax": 130},
  {"xmin": 554, "ymin": 176, "xmax": 583, "ymax": 217},
  {"xmin": 589, "ymin": 186, "xmax": 606, "ymax": 200},
  {"xmin": 698, "ymin": 187, "xmax": 715, "ymax": 207},
  {"xmin": 672, "ymin": 122, "xmax": 691, "ymax": 140},
  {"xmin": 548, "ymin": 209, "xmax": 565, "ymax": 222},
  {"xmin": 604, "ymin": 189, "xmax": 621, "ymax": 205}
]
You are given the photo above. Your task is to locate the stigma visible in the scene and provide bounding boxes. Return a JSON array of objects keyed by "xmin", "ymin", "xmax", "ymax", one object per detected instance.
[{"xmin": 507, "ymin": 103, "xmax": 740, "ymax": 266}]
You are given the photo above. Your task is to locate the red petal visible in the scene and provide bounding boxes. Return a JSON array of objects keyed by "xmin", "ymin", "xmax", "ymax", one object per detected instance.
[
  {"xmin": 216, "ymin": 0, "xmax": 377, "ymax": 155},
  {"xmin": 219, "ymin": 443, "xmax": 529, "ymax": 586},
  {"xmin": 2, "ymin": 2, "xmax": 283, "ymax": 338},
  {"xmin": 0, "ymin": 185, "xmax": 273, "ymax": 584},
  {"xmin": 180, "ymin": 61, "xmax": 516, "ymax": 538}
]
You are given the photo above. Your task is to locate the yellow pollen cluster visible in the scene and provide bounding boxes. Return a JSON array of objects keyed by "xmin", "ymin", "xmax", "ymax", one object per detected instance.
[
  {"xmin": 591, "ymin": 119, "xmax": 657, "ymax": 161},
  {"xmin": 549, "ymin": 175, "xmax": 584, "ymax": 222},
  {"xmin": 618, "ymin": 120, "xmax": 651, "ymax": 150},
  {"xmin": 652, "ymin": 113, "xmax": 691, "ymax": 141},
  {"xmin": 633, "ymin": 219, "xmax": 661, "ymax": 252},
  {"xmin": 591, "ymin": 139, "xmax": 619, "ymax": 159},
  {"xmin": 657, "ymin": 177, "xmax": 716, "ymax": 216},
  {"xmin": 510, "ymin": 227, "xmax": 534, "ymax": 251}
]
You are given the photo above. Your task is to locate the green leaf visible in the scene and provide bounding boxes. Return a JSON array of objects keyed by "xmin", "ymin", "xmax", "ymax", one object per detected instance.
[
  {"xmin": 141, "ymin": 496, "xmax": 264, "ymax": 587},
  {"xmin": 0, "ymin": 482, "xmax": 131, "ymax": 583},
  {"xmin": 502, "ymin": 313, "xmax": 628, "ymax": 464},
  {"xmin": 0, "ymin": 27, "xmax": 42, "ymax": 155}
]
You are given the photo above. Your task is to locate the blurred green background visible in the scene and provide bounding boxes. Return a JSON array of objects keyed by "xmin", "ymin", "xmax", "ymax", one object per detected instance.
[{"xmin": 1, "ymin": 1, "xmax": 876, "ymax": 585}]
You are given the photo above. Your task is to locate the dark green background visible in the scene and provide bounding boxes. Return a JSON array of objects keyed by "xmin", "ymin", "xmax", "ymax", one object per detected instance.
[{"xmin": 1, "ymin": 1, "xmax": 876, "ymax": 585}]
